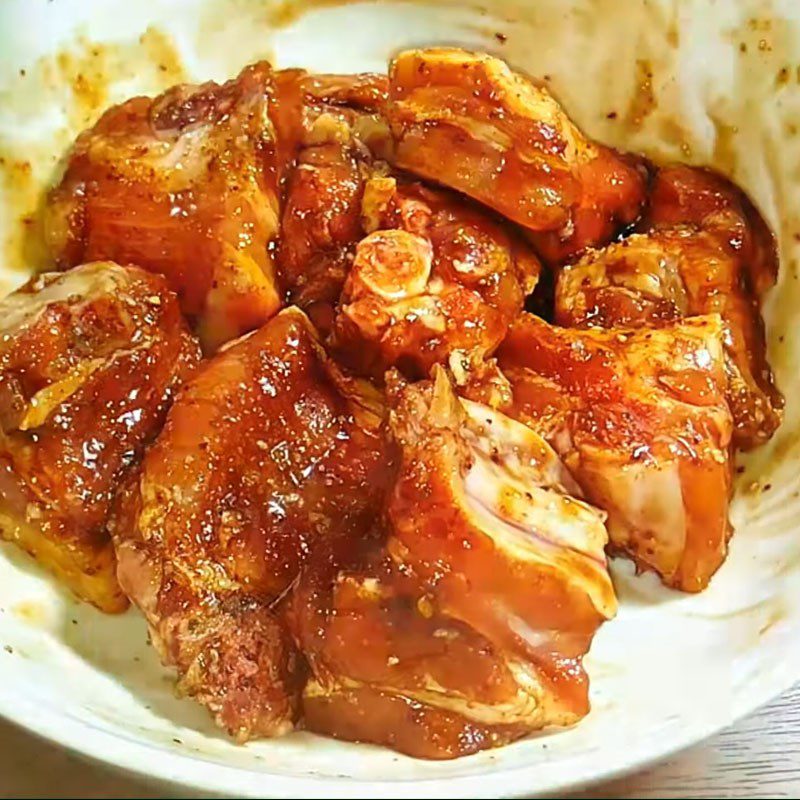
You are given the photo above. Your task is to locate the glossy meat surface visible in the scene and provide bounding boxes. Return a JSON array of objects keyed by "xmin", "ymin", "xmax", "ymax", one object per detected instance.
[
  {"xmin": 13, "ymin": 50, "xmax": 783, "ymax": 756},
  {"xmin": 497, "ymin": 313, "xmax": 733, "ymax": 592},
  {"xmin": 288, "ymin": 368, "xmax": 615, "ymax": 758},
  {"xmin": 387, "ymin": 369, "xmax": 615, "ymax": 706},
  {"xmin": 387, "ymin": 48, "xmax": 647, "ymax": 263},
  {"xmin": 557, "ymin": 225, "xmax": 782, "ymax": 449},
  {"xmin": 110, "ymin": 307, "xmax": 393, "ymax": 739},
  {"xmin": 46, "ymin": 62, "xmax": 302, "ymax": 352},
  {"xmin": 643, "ymin": 164, "xmax": 779, "ymax": 298},
  {"xmin": 332, "ymin": 178, "xmax": 540, "ymax": 378},
  {"xmin": 291, "ymin": 555, "xmax": 538, "ymax": 759},
  {"xmin": 277, "ymin": 75, "xmax": 391, "ymax": 333},
  {"xmin": 0, "ymin": 263, "xmax": 199, "ymax": 611}
]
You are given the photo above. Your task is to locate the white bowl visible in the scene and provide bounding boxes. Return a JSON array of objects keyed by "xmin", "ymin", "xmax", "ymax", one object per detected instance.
[{"xmin": 0, "ymin": 0, "xmax": 799, "ymax": 796}]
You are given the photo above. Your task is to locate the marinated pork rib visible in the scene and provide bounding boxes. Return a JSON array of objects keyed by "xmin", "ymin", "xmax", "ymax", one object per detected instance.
[
  {"xmin": 390, "ymin": 370, "xmax": 614, "ymax": 695},
  {"xmin": 332, "ymin": 178, "xmax": 540, "ymax": 378},
  {"xmin": 109, "ymin": 307, "xmax": 393, "ymax": 739},
  {"xmin": 557, "ymin": 166, "xmax": 783, "ymax": 448},
  {"xmin": 386, "ymin": 48, "xmax": 647, "ymax": 264},
  {"xmin": 46, "ymin": 62, "xmax": 302, "ymax": 352},
  {"xmin": 0, "ymin": 263, "xmax": 199, "ymax": 612},
  {"xmin": 287, "ymin": 368, "xmax": 615, "ymax": 758},
  {"xmin": 497, "ymin": 313, "xmax": 734, "ymax": 592},
  {"xmin": 277, "ymin": 74, "xmax": 391, "ymax": 333},
  {"xmin": 644, "ymin": 165, "xmax": 779, "ymax": 298},
  {"xmin": 8, "ymin": 48, "xmax": 781, "ymax": 758}
]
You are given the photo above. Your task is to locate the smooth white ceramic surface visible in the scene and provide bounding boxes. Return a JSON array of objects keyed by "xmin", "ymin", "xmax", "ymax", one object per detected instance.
[{"xmin": 0, "ymin": 1, "xmax": 798, "ymax": 797}]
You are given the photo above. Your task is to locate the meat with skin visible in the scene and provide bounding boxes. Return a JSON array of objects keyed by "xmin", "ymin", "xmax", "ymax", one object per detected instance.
[
  {"xmin": 556, "ymin": 169, "xmax": 783, "ymax": 448},
  {"xmin": 45, "ymin": 62, "xmax": 307, "ymax": 352},
  {"xmin": 496, "ymin": 313, "xmax": 733, "ymax": 592},
  {"xmin": 288, "ymin": 367, "xmax": 615, "ymax": 758},
  {"xmin": 332, "ymin": 177, "xmax": 540, "ymax": 379},
  {"xmin": 386, "ymin": 48, "xmax": 647, "ymax": 264},
  {"xmin": 0, "ymin": 262, "xmax": 199, "ymax": 612},
  {"xmin": 109, "ymin": 307, "xmax": 394, "ymax": 739},
  {"xmin": 386, "ymin": 369, "xmax": 615, "ymax": 701}
]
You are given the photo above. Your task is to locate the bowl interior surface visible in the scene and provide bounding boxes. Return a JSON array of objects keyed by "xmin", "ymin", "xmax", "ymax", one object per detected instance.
[{"xmin": 0, "ymin": 0, "xmax": 799, "ymax": 797}]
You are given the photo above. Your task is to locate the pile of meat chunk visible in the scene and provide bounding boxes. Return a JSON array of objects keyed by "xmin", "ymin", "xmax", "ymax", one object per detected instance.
[{"xmin": 0, "ymin": 48, "xmax": 782, "ymax": 758}]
